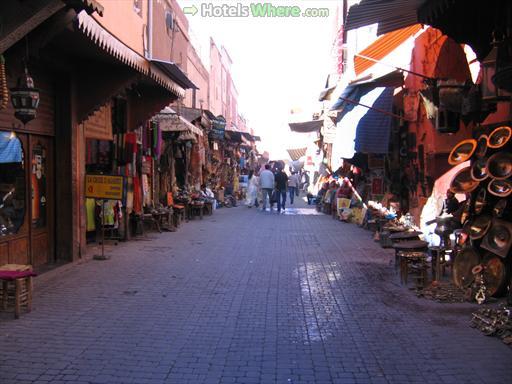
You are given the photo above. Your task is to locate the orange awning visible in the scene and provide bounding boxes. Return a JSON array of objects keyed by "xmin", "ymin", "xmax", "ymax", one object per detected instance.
[{"xmin": 354, "ymin": 24, "xmax": 422, "ymax": 76}]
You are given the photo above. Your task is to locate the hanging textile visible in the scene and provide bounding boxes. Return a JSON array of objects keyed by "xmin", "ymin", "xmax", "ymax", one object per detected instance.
[
  {"xmin": 86, "ymin": 198, "xmax": 96, "ymax": 231},
  {"xmin": 133, "ymin": 176, "xmax": 142, "ymax": 213}
]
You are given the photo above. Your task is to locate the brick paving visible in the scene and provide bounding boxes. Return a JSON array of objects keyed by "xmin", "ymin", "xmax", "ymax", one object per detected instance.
[{"xmin": 0, "ymin": 198, "xmax": 511, "ymax": 384}]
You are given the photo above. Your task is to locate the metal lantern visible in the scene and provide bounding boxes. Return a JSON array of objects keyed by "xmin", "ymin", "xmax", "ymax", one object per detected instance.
[
  {"xmin": 481, "ymin": 42, "xmax": 509, "ymax": 103},
  {"xmin": 10, "ymin": 65, "xmax": 40, "ymax": 124}
]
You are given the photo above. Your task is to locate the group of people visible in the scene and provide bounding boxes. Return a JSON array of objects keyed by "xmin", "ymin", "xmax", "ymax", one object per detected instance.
[{"xmin": 244, "ymin": 164, "xmax": 302, "ymax": 213}]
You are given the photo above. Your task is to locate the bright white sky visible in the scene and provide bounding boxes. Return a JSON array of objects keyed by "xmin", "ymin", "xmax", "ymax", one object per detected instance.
[{"xmin": 177, "ymin": 0, "xmax": 338, "ymax": 159}]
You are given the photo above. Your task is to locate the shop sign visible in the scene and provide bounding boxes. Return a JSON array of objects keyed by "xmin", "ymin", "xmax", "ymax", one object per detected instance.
[
  {"xmin": 209, "ymin": 118, "xmax": 226, "ymax": 141},
  {"xmin": 85, "ymin": 174, "xmax": 124, "ymax": 200}
]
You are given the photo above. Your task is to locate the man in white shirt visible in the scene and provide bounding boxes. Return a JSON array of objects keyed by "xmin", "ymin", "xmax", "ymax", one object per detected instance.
[{"xmin": 259, "ymin": 164, "xmax": 275, "ymax": 211}]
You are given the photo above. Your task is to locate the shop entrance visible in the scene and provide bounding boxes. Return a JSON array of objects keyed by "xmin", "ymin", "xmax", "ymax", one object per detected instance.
[{"xmin": 0, "ymin": 131, "xmax": 54, "ymax": 267}]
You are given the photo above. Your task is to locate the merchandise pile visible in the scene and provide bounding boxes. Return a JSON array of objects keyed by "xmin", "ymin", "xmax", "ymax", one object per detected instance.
[
  {"xmin": 416, "ymin": 281, "xmax": 468, "ymax": 303},
  {"xmin": 470, "ymin": 307, "xmax": 512, "ymax": 346}
]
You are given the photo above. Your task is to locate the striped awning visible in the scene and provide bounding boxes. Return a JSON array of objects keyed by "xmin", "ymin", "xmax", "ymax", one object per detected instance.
[
  {"xmin": 76, "ymin": 11, "xmax": 185, "ymax": 98},
  {"xmin": 354, "ymin": 24, "xmax": 422, "ymax": 75},
  {"xmin": 287, "ymin": 148, "xmax": 307, "ymax": 161},
  {"xmin": 346, "ymin": 0, "xmax": 427, "ymax": 35},
  {"xmin": 289, "ymin": 120, "xmax": 323, "ymax": 133}
]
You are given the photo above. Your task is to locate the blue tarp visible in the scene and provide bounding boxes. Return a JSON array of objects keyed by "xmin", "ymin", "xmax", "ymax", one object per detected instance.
[
  {"xmin": 355, "ymin": 87, "xmax": 394, "ymax": 154},
  {"xmin": 332, "ymin": 87, "xmax": 394, "ymax": 160},
  {"xmin": 0, "ymin": 132, "xmax": 22, "ymax": 163}
]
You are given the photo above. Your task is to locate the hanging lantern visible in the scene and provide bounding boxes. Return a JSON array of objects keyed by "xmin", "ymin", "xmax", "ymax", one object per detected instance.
[
  {"xmin": 10, "ymin": 64, "xmax": 40, "ymax": 124},
  {"xmin": 481, "ymin": 41, "xmax": 509, "ymax": 104}
]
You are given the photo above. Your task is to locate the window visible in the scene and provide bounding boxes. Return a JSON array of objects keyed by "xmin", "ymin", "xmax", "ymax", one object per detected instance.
[{"xmin": 0, "ymin": 131, "xmax": 25, "ymax": 236}]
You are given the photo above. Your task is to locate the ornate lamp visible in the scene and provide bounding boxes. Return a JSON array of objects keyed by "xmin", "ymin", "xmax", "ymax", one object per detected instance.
[
  {"xmin": 10, "ymin": 64, "xmax": 40, "ymax": 124},
  {"xmin": 481, "ymin": 41, "xmax": 509, "ymax": 103}
]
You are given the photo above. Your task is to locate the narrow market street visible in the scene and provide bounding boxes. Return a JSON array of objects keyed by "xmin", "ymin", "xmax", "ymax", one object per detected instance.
[{"xmin": 0, "ymin": 199, "xmax": 510, "ymax": 384}]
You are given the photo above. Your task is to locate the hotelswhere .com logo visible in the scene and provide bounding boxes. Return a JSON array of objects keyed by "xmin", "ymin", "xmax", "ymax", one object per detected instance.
[{"xmin": 183, "ymin": 3, "xmax": 330, "ymax": 18}]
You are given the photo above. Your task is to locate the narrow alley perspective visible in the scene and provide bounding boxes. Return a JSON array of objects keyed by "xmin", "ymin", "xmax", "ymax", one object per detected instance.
[
  {"xmin": 1, "ymin": 1, "xmax": 512, "ymax": 384},
  {"xmin": 0, "ymin": 199, "xmax": 509, "ymax": 384}
]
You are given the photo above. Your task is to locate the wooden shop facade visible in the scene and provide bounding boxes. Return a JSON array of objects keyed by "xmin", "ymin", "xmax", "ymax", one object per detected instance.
[{"xmin": 0, "ymin": 0, "xmax": 192, "ymax": 268}]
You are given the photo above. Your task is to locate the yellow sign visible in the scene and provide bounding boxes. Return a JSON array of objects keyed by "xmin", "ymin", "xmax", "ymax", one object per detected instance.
[{"xmin": 85, "ymin": 175, "xmax": 124, "ymax": 200}]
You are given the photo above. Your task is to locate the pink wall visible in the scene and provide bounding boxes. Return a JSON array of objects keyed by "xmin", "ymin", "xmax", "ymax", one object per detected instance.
[
  {"xmin": 209, "ymin": 39, "xmax": 223, "ymax": 116},
  {"xmin": 94, "ymin": 0, "xmax": 147, "ymax": 56},
  {"xmin": 184, "ymin": 44, "xmax": 209, "ymax": 109},
  {"xmin": 406, "ymin": 28, "xmax": 473, "ymax": 173}
]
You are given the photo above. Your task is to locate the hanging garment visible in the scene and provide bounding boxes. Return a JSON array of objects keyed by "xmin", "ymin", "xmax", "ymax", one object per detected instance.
[
  {"xmin": 86, "ymin": 198, "xmax": 96, "ymax": 231},
  {"xmin": 133, "ymin": 176, "xmax": 142, "ymax": 213}
]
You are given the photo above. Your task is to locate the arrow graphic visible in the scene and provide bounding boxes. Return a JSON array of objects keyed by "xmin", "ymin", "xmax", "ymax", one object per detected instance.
[{"xmin": 183, "ymin": 5, "xmax": 198, "ymax": 16}]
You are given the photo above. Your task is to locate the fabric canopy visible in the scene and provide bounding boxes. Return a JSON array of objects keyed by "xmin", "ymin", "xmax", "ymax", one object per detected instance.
[
  {"xmin": 155, "ymin": 108, "xmax": 203, "ymax": 136},
  {"xmin": 331, "ymin": 70, "xmax": 403, "ymax": 119},
  {"xmin": 332, "ymin": 87, "xmax": 394, "ymax": 162},
  {"xmin": 287, "ymin": 148, "xmax": 307, "ymax": 161},
  {"xmin": 354, "ymin": 24, "xmax": 422, "ymax": 76},
  {"xmin": 354, "ymin": 87, "xmax": 394, "ymax": 154},
  {"xmin": 288, "ymin": 120, "xmax": 323, "ymax": 133},
  {"xmin": 346, "ymin": 0, "xmax": 427, "ymax": 35}
]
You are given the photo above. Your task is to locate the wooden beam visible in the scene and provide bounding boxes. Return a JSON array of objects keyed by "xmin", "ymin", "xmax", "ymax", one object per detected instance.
[{"xmin": 0, "ymin": 0, "xmax": 65, "ymax": 54}]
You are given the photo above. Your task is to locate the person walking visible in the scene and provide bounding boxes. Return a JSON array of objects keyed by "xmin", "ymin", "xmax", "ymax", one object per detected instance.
[
  {"xmin": 274, "ymin": 167, "xmax": 288, "ymax": 213},
  {"xmin": 245, "ymin": 170, "xmax": 259, "ymax": 208},
  {"xmin": 287, "ymin": 171, "xmax": 300, "ymax": 205},
  {"xmin": 259, "ymin": 164, "xmax": 275, "ymax": 211}
]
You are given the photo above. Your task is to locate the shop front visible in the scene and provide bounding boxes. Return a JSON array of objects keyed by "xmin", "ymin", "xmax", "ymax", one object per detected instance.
[{"xmin": 0, "ymin": 60, "xmax": 56, "ymax": 268}]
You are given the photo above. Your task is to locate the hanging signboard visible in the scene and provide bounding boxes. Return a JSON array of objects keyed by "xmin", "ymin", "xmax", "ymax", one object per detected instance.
[
  {"xmin": 85, "ymin": 175, "xmax": 124, "ymax": 200},
  {"xmin": 209, "ymin": 117, "xmax": 226, "ymax": 141}
]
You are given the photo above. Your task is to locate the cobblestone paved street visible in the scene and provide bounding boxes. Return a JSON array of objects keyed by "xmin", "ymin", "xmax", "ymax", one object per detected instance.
[{"xmin": 1, "ymin": 200, "xmax": 511, "ymax": 384}]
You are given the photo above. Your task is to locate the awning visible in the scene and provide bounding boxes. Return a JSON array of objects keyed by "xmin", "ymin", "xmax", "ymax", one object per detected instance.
[
  {"xmin": 331, "ymin": 70, "xmax": 404, "ymax": 119},
  {"xmin": 319, "ymin": 85, "xmax": 337, "ymax": 102},
  {"xmin": 225, "ymin": 130, "xmax": 242, "ymax": 143},
  {"xmin": 288, "ymin": 120, "xmax": 323, "ymax": 133},
  {"xmin": 354, "ymin": 24, "xmax": 422, "ymax": 76},
  {"xmin": 155, "ymin": 107, "xmax": 203, "ymax": 137},
  {"xmin": 354, "ymin": 87, "xmax": 394, "ymax": 154},
  {"xmin": 150, "ymin": 59, "xmax": 197, "ymax": 90},
  {"xmin": 240, "ymin": 132, "xmax": 254, "ymax": 142},
  {"xmin": 287, "ymin": 147, "xmax": 307, "ymax": 161},
  {"xmin": 0, "ymin": 0, "xmax": 104, "ymax": 54},
  {"xmin": 417, "ymin": 0, "xmax": 512, "ymax": 60},
  {"xmin": 333, "ymin": 87, "xmax": 394, "ymax": 160},
  {"xmin": 76, "ymin": 11, "xmax": 185, "ymax": 97},
  {"xmin": 346, "ymin": 0, "xmax": 427, "ymax": 35}
]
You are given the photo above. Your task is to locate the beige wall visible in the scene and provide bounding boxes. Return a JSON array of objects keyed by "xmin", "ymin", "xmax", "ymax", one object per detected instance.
[{"xmin": 94, "ymin": 0, "xmax": 148, "ymax": 56}]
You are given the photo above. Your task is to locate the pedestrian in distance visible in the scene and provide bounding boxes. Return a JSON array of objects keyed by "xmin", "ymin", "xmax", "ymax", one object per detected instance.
[
  {"xmin": 259, "ymin": 164, "xmax": 275, "ymax": 212},
  {"xmin": 274, "ymin": 167, "xmax": 288, "ymax": 213},
  {"xmin": 245, "ymin": 170, "xmax": 259, "ymax": 208},
  {"xmin": 287, "ymin": 171, "xmax": 300, "ymax": 205}
]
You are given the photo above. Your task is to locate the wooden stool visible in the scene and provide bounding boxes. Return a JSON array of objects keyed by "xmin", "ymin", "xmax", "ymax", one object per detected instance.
[
  {"xmin": 0, "ymin": 265, "xmax": 37, "ymax": 319},
  {"xmin": 203, "ymin": 201, "xmax": 213, "ymax": 216},
  {"xmin": 393, "ymin": 240, "xmax": 429, "ymax": 269},
  {"xmin": 429, "ymin": 246, "xmax": 449, "ymax": 282},
  {"xmin": 398, "ymin": 251, "xmax": 428, "ymax": 286},
  {"xmin": 189, "ymin": 202, "xmax": 204, "ymax": 220}
]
